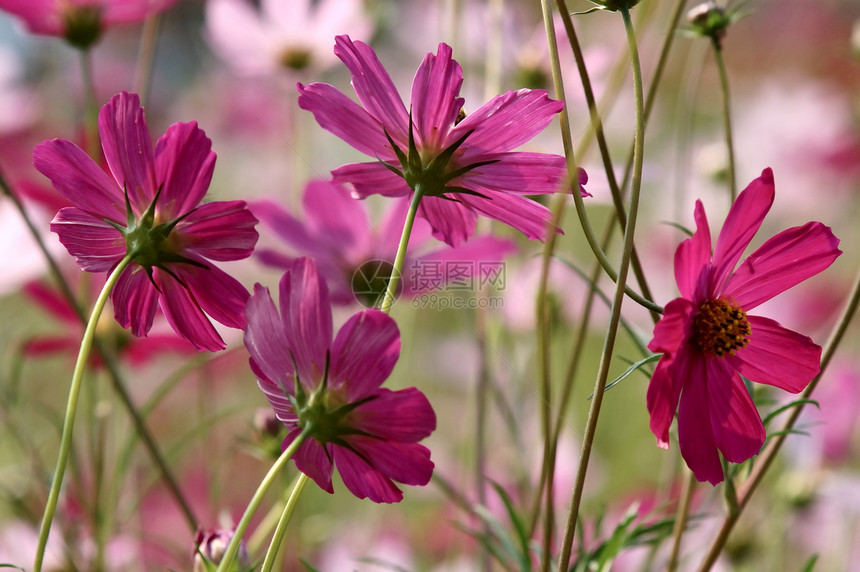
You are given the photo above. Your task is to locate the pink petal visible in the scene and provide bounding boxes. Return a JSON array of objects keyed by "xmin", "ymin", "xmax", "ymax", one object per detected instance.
[
  {"xmin": 0, "ymin": 0, "xmax": 61, "ymax": 34},
  {"xmin": 103, "ymin": 0, "xmax": 178, "ymax": 24},
  {"xmin": 647, "ymin": 297, "xmax": 695, "ymax": 354},
  {"xmin": 723, "ymin": 222, "xmax": 841, "ymax": 310},
  {"xmin": 153, "ymin": 121, "xmax": 216, "ymax": 220},
  {"xmin": 333, "ymin": 446, "xmax": 403, "ymax": 503},
  {"xmin": 245, "ymin": 283, "xmax": 295, "ymax": 393},
  {"xmin": 23, "ymin": 281, "xmax": 78, "ymax": 324},
  {"xmin": 460, "ymin": 152, "xmax": 567, "ymax": 195},
  {"xmin": 302, "ymin": 180, "xmax": 372, "ymax": 255},
  {"xmin": 410, "ymin": 43, "xmax": 463, "ymax": 151},
  {"xmin": 50, "ymin": 208, "xmax": 126, "ymax": 272},
  {"xmin": 450, "ymin": 89, "xmax": 563, "ymax": 155},
  {"xmin": 34, "ymin": 139, "xmax": 125, "ymax": 221},
  {"xmin": 251, "ymin": 198, "xmax": 318, "ymax": 254},
  {"xmin": 112, "ymin": 264, "xmax": 160, "ymax": 337},
  {"xmin": 331, "ymin": 161, "xmax": 410, "ymax": 198},
  {"xmin": 349, "ymin": 387, "xmax": 436, "ymax": 442},
  {"xmin": 297, "ymin": 82, "xmax": 394, "ymax": 158},
  {"xmin": 344, "ymin": 435, "xmax": 434, "ymax": 486},
  {"xmin": 280, "ymin": 258, "xmax": 332, "ymax": 388},
  {"xmin": 174, "ymin": 260, "xmax": 249, "ymax": 329},
  {"xmin": 330, "ymin": 310, "xmax": 400, "ymax": 397},
  {"xmin": 673, "ymin": 200, "xmax": 711, "ymax": 301},
  {"xmin": 291, "ymin": 434, "xmax": 334, "ymax": 494},
  {"xmin": 333, "ymin": 35, "xmax": 409, "ymax": 144},
  {"xmin": 726, "ymin": 315, "xmax": 821, "ymax": 393},
  {"xmin": 156, "ymin": 270, "xmax": 225, "ymax": 351},
  {"xmin": 98, "ymin": 92, "xmax": 156, "ymax": 214},
  {"xmin": 177, "ymin": 201, "xmax": 259, "ymax": 261},
  {"xmin": 677, "ymin": 357, "xmax": 725, "ymax": 485},
  {"xmin": 257, "ymin": 378, "xmax": 296, "ymax": 423},
  {"xmin": 710, "ymin": 168, "xmax": 775, "ymax": 295},
  {"xmin": 418, "ymin": 195, "xmax": 477, "ymax": 247},
  {"xmin": 647, "ymin": 354, "xmax": 682, "ymax": 448},
  {"xmin": 706, "ymin": 358, "xmax": 765, "ymax": 463},
  {"xmin": 458, "ymin": 192, "xmax": 556, "ymax": 243}
]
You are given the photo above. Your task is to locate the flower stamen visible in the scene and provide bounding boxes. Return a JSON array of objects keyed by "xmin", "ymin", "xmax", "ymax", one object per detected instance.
[{"xmin": 692, "ymin": 298, "xmax": 751, "ymax": 357}]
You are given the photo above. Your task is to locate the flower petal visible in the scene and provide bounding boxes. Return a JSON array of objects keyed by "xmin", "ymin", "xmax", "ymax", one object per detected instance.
[
  {"xmin": 153, "ymin": 121, "xmax": 216, "ymax": 220},
  {"xmin": 706, "ymin": 358, "xmax": 765, "ymax": 464},
  {"xmin": 251, "ymin": 198, "xmax": 317, "ymax": 254},
  {"xmin": 280, "ymin": 258, "xmax": 332, "ymax": 388},
  {"xmin": 111, "ymin": 264, "xmax": 160, "ymax": 337},
  {"xmin": 156, "ymin": 269, "xmax": 225, "ymax": 351},
  {"xmin": 34, "ymin": 139, "xmax": 125, "ymax": 221},
  {"xmin": 177, "ymin": 200, "xmax": 259, "ymax": 261},
  {"xmin": 647, "ymin": 354, "xmax": 682, "ymax": 448},
  {"xmin": 710, "ymin": 168, "xmax": 775, "ymax": 295},
  {"xmin": 257, "ymin": 377, "xmax": 295, "ymax": 422},
  {"xmin": 417, "ymin": 195, "xmax": 477, "ymax": 247},
  {"xmin": 302, "ymin": 180, "xmax": 372, "ymax": 256},
  {"xmin": 344, "ymin": 435, "xmax": 434, "ymax": 486},
  {"xmin": 723, "ymin": 222, "xmax": 841, "ymax": 310},
  {"xmin": 331, "ymin": 161, "xmax": 410, "ymax": 198},
  {"xmin": 458, "ymin": 192, "xmax": 556, "ymax": 243},
  {"xmin": 674, "ymin": 200, "xmax": 711, "ymax": 301},
  {"xmin": 647, "ymin": 297, "xmax": 695, "ymax": 355},
  {"xmin": 726, "ymin": 315, "xmax": 821, "ymax": 393},
  {"xmin": 410, "ymin": 43, "xmax": 463, "ymax": 151},
  {"xmin": 333, "ymin": 446, "xmax": 403, "ymax": 503},
  {"xmin": 50, "ymin": 208, "xmax": 126, "ymax": 272},
  {"xmin": 349, "ymin": 387, "xmax": 436, "ymax": 442},
  {"xmin": 677, "ymin": 357, "xmax": 725, "ymax": 485},
  {"xmin": 333, "ymin": 35, "xmax": 409, "ymax": 143},
  {"xmin": 460, "ymin": 152, "xmax": 567, "ymax": 195},
  {"xmin": 330, "ymin": 309, "xmax": 400, "ymax": 398},
  {"xmin": 98, "ymin": 91, "xmax": 157, "ymax": 213},
  {"xmin": 173, "ymin": 260, "xmax": 249, "ymax": 329},
  {"xmin": 291, "ymin": 433, "xmax": 334, "ymax": 494},
  {"xmin": 450, "ymin": 88, "xmax": 563, "ymax": 154},
  {"xmin": 245, "ymin": 283, "xmax": 295, "ymax": 393}
]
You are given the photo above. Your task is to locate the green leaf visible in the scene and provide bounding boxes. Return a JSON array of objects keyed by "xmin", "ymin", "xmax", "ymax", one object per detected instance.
[{"xmin": 588, "ymin": 354, "xmax": 660, "ymax": 399}]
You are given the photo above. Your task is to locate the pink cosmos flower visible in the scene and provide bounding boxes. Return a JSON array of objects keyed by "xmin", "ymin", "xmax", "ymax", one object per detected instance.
[
  {"xmin": 252, "ymin": 179, "xmax": 516, "ymax": 306},
  {"xmin": 244, "ymin": 257, "xmax": 436, "ymax": 502},
  {"xmin": 647, "ymin": 168, "xmax": 841, "ymax": 485},
  {"xmin": 298, "ymin": 35, "xmax": 588, "ymax": 248},
  {"xmin": 0, "ymin": 0, "xmax": 178, "ymax": 48},
  {"xmin": 34, "ymin": 91, "xmax": 259, "ymax": 352}
]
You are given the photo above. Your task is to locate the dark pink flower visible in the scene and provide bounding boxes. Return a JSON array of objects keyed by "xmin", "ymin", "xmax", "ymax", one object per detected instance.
[
  {"xmin": 0, "ymin": 0, "xmax": 179, "ymax": 48},
  {"xmin": 34, "ymin": 91, "xmax": 259, "ymax": 351},
  {"xmin": 252, "ymin": 179, "xmax": 516, "ymax": 306},
  {"xmin": 298, "ymin": 35, "xmax": 588, "ymax": 248},
  {"xmin": 647, "ymin": 168, "xmax": 841, "ymax": 485},
  {"xmin": 244, "ymin": 257, "xmax": 436, "ymax": 503}
]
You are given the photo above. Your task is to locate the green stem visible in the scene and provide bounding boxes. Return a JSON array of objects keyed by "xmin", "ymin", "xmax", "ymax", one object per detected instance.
[
  {"xmin": 556, "ymin": 7, "xmax": 646, "ymax": 570},
  {"xmin": 697, "ymin": 264, "xmax": 860, "ymax": 571},
  {"xmin": 379, "ymin": 183, "xmax": 426, "ymax": 314},
  {"xmin": 216, "ymin": 429, "xmax": 311, "ymax": 572},
  {"xmin": 667, "ymin": 471, "xmax": 696, "ymax": 572},
  {"xmin": 261, "ymin": 473, "xmax": 310, "ymax": 572},
  {"xmin": 133, "ymin": 13, "xmax": 162, "ymax": 105},
  {"xmin": 79, "ymin": 48, "xmax": 100, "ymax": 158},
  {"xmin": 712, "ymin": 41, "xmax": 737, "ymax": 201},
  {"xmin": 33, "ymin": 254, "xmax": 134, "ymax": 572}
]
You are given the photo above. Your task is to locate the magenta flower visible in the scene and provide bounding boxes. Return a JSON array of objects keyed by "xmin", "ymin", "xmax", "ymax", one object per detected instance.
[
  {"xmin": 298, "ymin": 35, "xmax": 588, "ymax": 247},
  {"xmin": 0, "ymin": 0, "xmax": 178, "ymax": 48},
  {"xmin": 244, "ymin": 257, "xmax": 436, "ymax": 502},
  {"xmin": 252, "ymin": 179, "xmax": 516, "ymax": 306},
  {"xmin": 647, "ymin": 168, "xmax": 841, "ymax": 485},
  {"xmin": 34, "ymin": 91, "xmax": 259, "ymax": 351}
]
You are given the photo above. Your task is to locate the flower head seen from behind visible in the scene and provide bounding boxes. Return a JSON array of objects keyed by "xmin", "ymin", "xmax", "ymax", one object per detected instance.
[
  {"xmin": 648, "ymin": 168, "xmax": 841, "ymax": 485},
  {"xmin": 244, "ymin": 257, "xmax": 436, "ymax": 503},
  {"xmin": 0, "ymin": 0, "xmax": 179, "ymax": 49},
  {"xmin": 35, "ymin": 91, "xmax": 259, "ymax": 351},
  {"xmin": 298, "ymin": 35, "xmax": 588, "ymax": 248}
]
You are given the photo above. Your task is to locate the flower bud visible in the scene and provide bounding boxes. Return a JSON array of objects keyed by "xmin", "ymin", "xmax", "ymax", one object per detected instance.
[
  {"xmin": 193, "ymin": 529, "xmax": 250, "ymax": 572},
  {"xmin": 589, "ymin": 0, "xmax": 642, "ymax": 11},
  {"xmin": 687, "ymin": 2, "xmax": 733, "ymax": 45}
]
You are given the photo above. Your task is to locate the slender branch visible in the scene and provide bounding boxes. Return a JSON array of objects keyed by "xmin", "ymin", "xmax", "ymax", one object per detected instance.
[
  {"xmin": 667, "ymin": 471, "xmax": 696, "ymax": 572},
  {"xmin": 379, "ymin": 183, "xmax": 425, "ymax": 314},
  {"xmin": 712, "ymin": 41, "xmax": 737, "ymax": 201},
  {"xmin": 261, "ymin": 473, "xmax": 310, "ymax": 572}
]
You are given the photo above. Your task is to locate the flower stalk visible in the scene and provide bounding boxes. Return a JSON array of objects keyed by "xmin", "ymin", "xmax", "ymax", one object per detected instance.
[
  {"xmin": 261, "ymin": 473, "xmax": 311, "ymax": 572},
  {"xmin": 379, "ymin": 182, "xmax": 426, "ymax": 314}
]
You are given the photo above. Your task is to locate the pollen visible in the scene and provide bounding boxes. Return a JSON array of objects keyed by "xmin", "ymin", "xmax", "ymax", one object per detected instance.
[{"xmin": 692, "ymin": 298, "xmax": 751, "ymax": 358}]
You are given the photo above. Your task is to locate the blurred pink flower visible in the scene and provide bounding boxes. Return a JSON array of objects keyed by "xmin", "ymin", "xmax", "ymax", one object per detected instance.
[
  {"xmin": 298, "ymin": 35, "xmax": 587, "ymax": 247},
  {"xmin": 205, "ymin": 0, "xmax": 372, "ymax": 76},
  {"xmin": 34, "ymin": 91, "xmax": 259, "ymax": 351},
  {"xmin": 252, "ymin": 179, "xmax": 516, "ymax": 306},
  {"xmin": 648, "ymin": 168, "xmax": 841, "ymax": 485},
  {"xmin": 244, "ymin": 257, "xmax": 436, "ymax": 502},
  {"xmin": 0, "ymin": 0, "xmax": 178, "ymax": 48}
]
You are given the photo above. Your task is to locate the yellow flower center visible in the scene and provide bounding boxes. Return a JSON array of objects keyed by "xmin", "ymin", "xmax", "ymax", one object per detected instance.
[{"xmin": 692, "ymin": 299, "xmax": 751, "ymax": 357}]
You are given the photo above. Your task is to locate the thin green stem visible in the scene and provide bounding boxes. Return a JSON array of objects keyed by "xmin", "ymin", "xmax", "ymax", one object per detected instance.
[
  {"xmin": 79, "ymin": 49, "xmax": 99, "ymax": 158},
  {"xmin": 379, "ymin": 183, "xmax": 426, "ymax": 314},
  {"xmin": 216, "ymin": 429, "xmax": 311, "ymax": 572},
  {"xmin": 133, "ymin": 13, "xmax": 162, "ymax": 106},
  {"xmin": 261, "ymin": 473, "xmax": 310, "ymax": 572},
  {"xmin": 33, "ymin": 254, "xmax": 134, "ymax": 572},
  {"xmin": 557, "ymin": 7, "xmax": 646, "ymax": 570},
  {"xmin": 667, "ymin": 471, "xmax": 696, "ymax": 572},
  {"xmin": 697, "ymin": 264, "xmax": 860, "ymax": 571},
  {"xmin": 712, "ymin": 41, "xmax": 737, "ymax": 201}
]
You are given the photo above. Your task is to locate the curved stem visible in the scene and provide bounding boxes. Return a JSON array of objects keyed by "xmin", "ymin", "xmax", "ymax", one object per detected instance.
[
  {"xmin": 557, "ymin": 7, "xmax": 646, "ymax": 570},
  {"xmin": 79, "ymin": 48, "xmax": 100, "ymax": 158},
  {"xmin": 379, "ymin": 183, "xmax": 426, "ymax": 314},
  {"xmin": 261, "ymin": 473, "xmax": 310, "ymax": 572},
  {"xmin": 216, "ymin": 429, "xmax": 311, "ymax": 572},
  {"xmin": 697, "ymin": 264, "xmax": 860, "ymax": 571},
  {"xmin": 712, "ymin": 41, "xmax": 737, "ymax": 201},
  {"xmin": 33, "ymin": 254, "xmax": 134, "ymax": 572}
]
